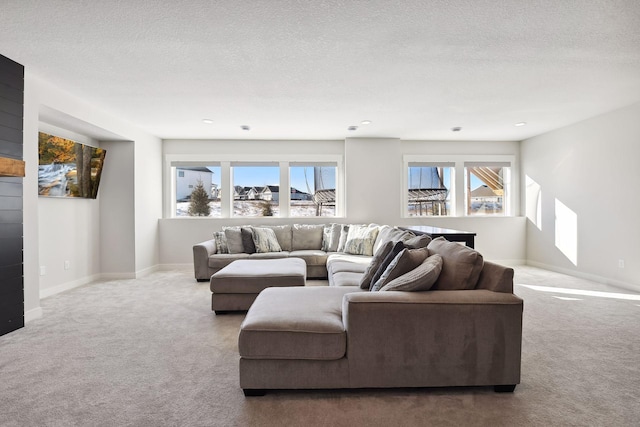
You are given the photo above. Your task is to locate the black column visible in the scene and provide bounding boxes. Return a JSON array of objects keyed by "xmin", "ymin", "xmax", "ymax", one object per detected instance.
[{"xmin": 0, "ymin": 53, "xmax": 24, "ymax": 336}]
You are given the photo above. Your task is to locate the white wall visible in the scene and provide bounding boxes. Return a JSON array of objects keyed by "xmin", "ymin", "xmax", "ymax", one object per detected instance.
[
  {"xmin": 521, "ymin": 102, "xmax": 640, "ymax": 290},
  {"xmin": 37, "ymin": 124, "xmax": 102, "ymax": 297},
  {"xmin": 159, "ymin": 137, "xmax": 525, "ymax": 268},
  {"xmin": 23, "ymin": 73, "xmax": 162, "ymax": 320}
]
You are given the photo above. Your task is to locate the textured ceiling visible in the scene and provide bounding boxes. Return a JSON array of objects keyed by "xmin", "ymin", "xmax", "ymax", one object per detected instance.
[{"xmin": 1, "ymin": 0, "xmax": 640, "ymax": 141}]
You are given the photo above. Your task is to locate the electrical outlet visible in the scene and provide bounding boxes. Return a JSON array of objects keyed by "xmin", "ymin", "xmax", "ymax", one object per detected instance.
[
  {"xmin": 618, "ymin": 259, "xmax": 625, "ymax": 269},
  {"xmin": 64, "ymin": 260, "xmax": 70, "ymax": 270},
  {"xmin": 40, "ymin": 266, "xmax": 46, "ymax": 276}
]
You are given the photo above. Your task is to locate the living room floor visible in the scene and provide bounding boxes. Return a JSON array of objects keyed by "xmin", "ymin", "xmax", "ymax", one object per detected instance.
[{"xmin": 1, "ymin": 266, "xmax": 638, "ymax": 426}]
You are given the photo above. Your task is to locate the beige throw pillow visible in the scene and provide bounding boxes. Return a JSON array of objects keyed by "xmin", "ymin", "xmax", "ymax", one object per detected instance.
[{"xmin": 358, "ymin": 240, "xmax": 394, "ymax": 289}]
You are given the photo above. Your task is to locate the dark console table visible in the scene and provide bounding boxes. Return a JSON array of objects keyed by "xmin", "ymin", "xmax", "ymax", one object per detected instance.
[{"xmin": 400, "ymin": 225, "xmax": 476, "ymax": 248}]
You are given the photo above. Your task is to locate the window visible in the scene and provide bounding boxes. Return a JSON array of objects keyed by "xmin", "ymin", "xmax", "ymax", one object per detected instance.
[
  {"xmin": 232, "ymin": 164, "xmax": 280, "ymax": 217},
  {"xmin": 404, "ymin": 155, "xmax": 515, "ymax": 217},
  {"xmin": 165, "ymin": 155, "xmax": 343, "ymax": 218},
  {"xmin": 407, "ymin": 162, "xmax": 453, "ymax": 216},
  {"xmin": 289, "ymin": 164, "xmax": 337, "ymax": 217},
  {"xmin": 464, "ymin": 162, "xmax": 510, "ymax": 216}
]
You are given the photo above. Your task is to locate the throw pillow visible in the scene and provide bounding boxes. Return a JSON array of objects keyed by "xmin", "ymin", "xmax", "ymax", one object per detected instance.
[
  {"xmin": 212, "ymin": 231, "xmax": 229, "ymax": 254},
  {"xmin": 379, "ymin": 254, "xmax": 443, "ymax": 292},
  {"xmin": 292, "ymin": 224, "xmax": 324, "ymax": 250},
  {"xmin": 336, "ymin": 224, "xmax": 350, "ymax": 252},
  {"xmin": 240, "ymin": 227, "xmax": 256, "ymax": 254},
  {"xmin": 369, "ymin": 241, "xmax": 405, "ymax": 289},
  {"xmin": 427, "ymin": 237, "xmax": 484, "ymax": 290},
  {"xmin": 343, "ymin": 224, "xmax": 380, "ymax": 256},
  {"xmin": 321, "ymin": 223, "xmax": 342, "ymax": 252},
  {"xmin": 372, "ymin": 226, "xmax": 415, "ymax": 254},
  {"xmin": 403, "ymin": 234, "xmax": 432, "ymax": 249},
  {"xmin": 223, "ymin": 227, "xmax": 245, "ymax": 254},
  {"xmin": 358, "ymin": 240, "xmax": 394, "ymax": 289},
  {"xmin": 251, "ymin": 227, "xmax": 282, "ymax": 253},
  {"xmin": 370, "ymin": 247, "xmax": 430, "ymax": 292}
]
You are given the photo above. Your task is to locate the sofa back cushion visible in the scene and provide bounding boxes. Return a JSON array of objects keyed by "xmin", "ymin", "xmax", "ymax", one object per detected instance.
[
  {"xmin": 263, "ymin": 225, "xmax": 292, "ymax": 251},
  {"xmin": 427, "ymin": 237, "xmax": 484, "ymax": 290},
  {"xmin": 372, "ymin": 225, "xmax": 415, "ymax": 254},
  {"xmin": 292, "ymin": 224, "xmax": 325, "ymax": 250},
  {"xmin": 223, "ymin": 227, "xmax": 245, "ymax": 254}
]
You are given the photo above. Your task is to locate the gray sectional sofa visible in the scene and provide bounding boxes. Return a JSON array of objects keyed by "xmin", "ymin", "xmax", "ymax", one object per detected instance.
[
  {"xmin": 193, "ymin": 223, "xmax": 523, "ymax": 395},
  {"xmin": 238, "ymin": 234, "xmax": 523, "ymax": 395},
  {"xmin": 193, "ymin": 223, "xmax": 422, "ymax": 281}
]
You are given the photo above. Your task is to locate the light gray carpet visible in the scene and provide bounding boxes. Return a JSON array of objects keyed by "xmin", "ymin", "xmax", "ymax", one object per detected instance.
[{"xmin": 1, "ymin": 266, "xmax": 639, "ymax": 426}]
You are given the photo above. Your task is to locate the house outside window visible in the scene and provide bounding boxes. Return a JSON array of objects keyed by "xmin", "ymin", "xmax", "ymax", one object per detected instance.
[
  {"xmin": 165, "ymin": 155, "xmax": 343, "ymax": 218},
  {"xmin": 464, "ymin": 162, "xmax": 511, "ymax": 216}
]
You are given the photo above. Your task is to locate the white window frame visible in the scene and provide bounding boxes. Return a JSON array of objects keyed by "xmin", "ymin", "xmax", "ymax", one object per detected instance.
[
  {"xmin": 164, "ymin": 154, "xmax": 345, "ymax": 218},
  {"xmin": 402, "ymin": 154, "xmax": 517, "ymax": 218}
]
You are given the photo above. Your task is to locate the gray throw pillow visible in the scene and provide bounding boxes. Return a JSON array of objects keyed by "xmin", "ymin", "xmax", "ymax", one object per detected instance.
[
  {"xmin": 358, "ymin": 240, "xmax": 394, "ymax": 289},
  {"xmin": 223, "ymin": 227, "xmax": 245, "ymax": 254},
  {"xmin": 403, "ymin": 234, "xmax": 432, "ymax": 249},
  {"xmin": 251, "ymin": 227, "xmax": 282, "ymax": 253},
  {"xmin": 379, "ymin": 254, "xmax": 443, "ymax": 292},
  {"xmin": 427, "ymin": 237, "xmax": 484, "ymax": 290},
  {"xmin": 369, "ymin": 241, "xmax": 405, "ymax": 289},
  {"xmin": 370, "ymin": 247, "xmax": 430, "ymax": 292},
  {"xmin": 241, "ymin": 227, "xmax": 256, "ymax": 254}
]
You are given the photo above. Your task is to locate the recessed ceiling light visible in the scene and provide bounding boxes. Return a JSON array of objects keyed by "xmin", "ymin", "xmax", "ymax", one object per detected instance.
[
  {"xmin": 451, "ymin": 126, "xmax": 462, "ymax": 132},
  {"xmin": 348, "ymin": 126, "xmax": 358, "ymax": 131},
  {"xmin": 241, "ymin": 125, "xmax": 250, "ymax": 131},
  {"xmin": 361, "ymin": 120, "xmax": 372, "ymax": 125},
  {"xmin": 514, "ymin": 122, "xmax": 527, "ymax": 127},
  {"xmin": 202, "ymin": 119, "xmax": 214, "ymax": 124}
]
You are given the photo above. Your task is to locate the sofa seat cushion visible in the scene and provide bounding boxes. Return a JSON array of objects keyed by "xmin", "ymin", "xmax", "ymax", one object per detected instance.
[
  {"xmin": 330, "ymin": 271, "xmax": 365, "ymax": 287},
  {"xmin": 248, "ymin": 251, "xmax": 291, "ymax": 260},
  {"xmin": 326, "ymin": 253, "xmax": 372, "ymax": 274},
  {"xmin": 289, "ymin": 250, "xmax": 328, "ymax": 267},
  {"xmin": 239, "ymin": 287, "xmax": 357, "ymax": 360},
  {"xmin": 208, "ymin": 253, "xmax": 251, "ymax": 269}
]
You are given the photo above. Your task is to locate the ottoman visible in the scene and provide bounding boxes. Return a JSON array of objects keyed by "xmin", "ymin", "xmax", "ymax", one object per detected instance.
[{"xmin": 210, "ymin": 258, "xmax": 306, "ymax": 313}]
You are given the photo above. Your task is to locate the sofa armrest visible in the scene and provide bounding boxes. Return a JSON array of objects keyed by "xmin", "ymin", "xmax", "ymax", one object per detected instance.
[
  {"xmin": 342, "ymin": 290, "xmax": 523, "ymax": 388},
  {"xmin": 476, "ymin": 261, "xmax": 514, "ymax": 293},
  {"xmin": 193, "ymin": 239, "xmax": 217, "ymax": 281}
]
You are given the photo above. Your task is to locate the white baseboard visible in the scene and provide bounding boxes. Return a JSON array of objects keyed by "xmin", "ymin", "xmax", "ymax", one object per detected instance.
[
  {"xmin": 158, "ymin": 263, "xmax": 192, "ymax": 271},
  {"xmin": 25, "ymin": 306, "xmax": 43, "ymax": 323},
  {"xmin": 526, "ymin": 261, "xmax": 640, "ymax": 293},
  {"xmin": 491, "ymin": 259, "xmax": 527, "ymax": 267},
  {"xmin": 135, "ymin": 264, "xmax": 160, "ymax": 278},
  {"xmin": 40, "ymin": 273, "xmax": 102, "ymax": 299},
  {"xmin": 99, "ymin": 272, "xmax": 137, "ymax": 281}
]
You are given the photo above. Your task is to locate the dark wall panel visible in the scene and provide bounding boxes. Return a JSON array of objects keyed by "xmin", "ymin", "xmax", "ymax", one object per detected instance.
[{"xmin": 0, "ymin": 53, "xmax": 24, "ymax": 336}]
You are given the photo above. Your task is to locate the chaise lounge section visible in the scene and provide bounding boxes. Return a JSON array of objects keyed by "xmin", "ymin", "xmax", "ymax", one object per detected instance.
[{"xmin": 238, "ymin": 236, "xmax": 524, "ymax": 395}]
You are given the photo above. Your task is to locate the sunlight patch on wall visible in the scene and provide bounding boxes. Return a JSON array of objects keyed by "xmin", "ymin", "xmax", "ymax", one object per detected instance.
[
  {"xmin": 525, "ymin": 175, "xmax": 542, "ymax": 230},
  {"xmin": 555, "ymin": 199, "xmax": 578, "ymax": 266}
]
